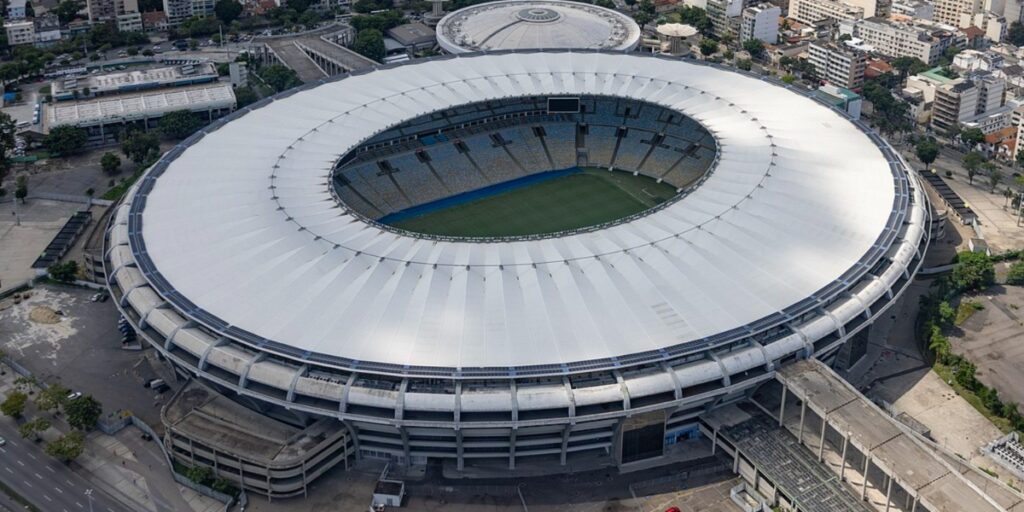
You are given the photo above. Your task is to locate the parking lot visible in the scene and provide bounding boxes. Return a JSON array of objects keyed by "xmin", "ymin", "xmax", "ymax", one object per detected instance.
[{"xmin": 0, "ymin": 282, "xmax": 177, "ymax": 426}]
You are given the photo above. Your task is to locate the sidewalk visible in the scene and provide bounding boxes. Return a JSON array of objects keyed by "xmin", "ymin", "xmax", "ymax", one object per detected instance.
[{"xmin": 0, "ymin": 360, "xmax": 224, "ymax": 512}]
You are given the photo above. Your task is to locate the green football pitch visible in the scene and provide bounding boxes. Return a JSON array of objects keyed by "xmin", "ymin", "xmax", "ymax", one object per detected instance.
[{"xmin": 390, "ymin": 167, "xmax": 678, "ymax": 238}]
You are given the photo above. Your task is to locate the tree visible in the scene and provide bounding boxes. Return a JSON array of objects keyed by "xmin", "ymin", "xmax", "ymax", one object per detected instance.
[
  {"xmin": 233, "ymin": 86, "xmax": 258, "ymax": 108},
  {"xmin": 44, "ymin": 126, "xmax": 87, "ymax": 157},
  {"xmin": 1, "ymin": 391, "xmax": 28, "ymax": 419},
  {"xmin": 121, "ymin": 131, "xmax": 160, "ymax": 165},
  {"xmin": 960, "ymin": 127, "xmax": 985, "ymax": 148},
  {"xmin": 258, "ymin": 64, "xmax": 300, "ymax": 93},
  {"xmin": 915, "ymin": 138, "xmax": 940, "ymax": 167},
  {"xmin": 158, "ymin": 110, "xmax": 204, "ymax": 139},
  {"xmin": 1011, "ymin": 21, "xmax": 1024, "ymax": 46},
  {"xmin": 100, "ymin": 152, "xmax": 121, "ymax": 175},
  {"xmin": 699, "ymin": 38, "xmax": 718, "ymax": 57},
  {"xmin": 54, "ymin": 0, "xmax": 84, "ymax": 23},
  {"xmin": 951, "ymin": 251, "xmax": 995, "ymax": 292},
  {"xmin": 891, "ymin": 56, "xmax": 929, "ymax": 80},
  {"xmin": 736, "ymin": 58, "xmax": 752, "ymax": 71},
  {"xmin": 214, "ymin": 0, "xmax": 243, "ymax": 24},
  {"xmin": 987, "ymin": 163, "xmax": 1003, "ymax": 193},
  {"xmin": 14, "ymin": 174, "xmax": 26, "ymax": 203},
  {"xmin": 35, "ymin": 383, "xmax": 70, "ymax": 413},
  {"xmin": 742, "ymin": 39, "xmax": 764, "ymax": 59},
  {"xmin": 0, "ymin": 111, "xmax": 16, "ymax": 194},
  {"xmin": 19, "ymin": 418, "xmax": 50, "ymax": 440},
  {"xmin": 677, "ymin": 5, "xmax": 712, "ymax": 35},
  {"xmin": 64, "ymin": 395, "xmax": 101, "ymax": 431},
  {"xmin": 45, "ymin": 430, "xmax": 85, "ymax": 463},
  {"xmin": 963, "ymin": 151, "xmax": 984, "ymax": 184},
  {"xmin": 48, "ymin": 261, "xmax": 79, "ymax": 282},
  {"xmin": 1008, "ymin": 261, "xmax": 1024, "ymax": 285},
  {"xmin": 352, "ymin": 28, "xmax": 385, "ymax": 62}
]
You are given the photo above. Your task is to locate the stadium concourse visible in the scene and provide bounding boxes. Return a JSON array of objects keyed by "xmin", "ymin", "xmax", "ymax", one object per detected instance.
[{"xmin": 105, "ymin": 51, "xmax": 932, "ymax": 500}]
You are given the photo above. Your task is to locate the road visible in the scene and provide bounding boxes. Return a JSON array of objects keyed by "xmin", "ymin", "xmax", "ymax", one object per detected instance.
[{"xmin": 0, "ymin": 425, "xmax": 131, "ymax": 512}]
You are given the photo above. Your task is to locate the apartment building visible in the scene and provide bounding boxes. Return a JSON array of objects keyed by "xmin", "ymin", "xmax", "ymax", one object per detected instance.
[
  {"xmin": 838, "ymin": 17, "xmax": 963, "ymax": 65},
  {"xmin": 740, "ymin": 3, "xmax": 780, "ymax": 43},
  {"xmin": 890, "ymin": 0, "xmax": 934, "ymax": 19},
  {"xmin": 87, "ymin": 0, "xmax": 140, "ymax": 23},
  {"xmin": 3, "ymin": 20, "xmax": 34, "ymax": 46},
  {"xmin": 706, "ymin": 0, "xmax": 745, "ymax": 37},
  {"xmin": 933, "ymin": 0, "xmax": 982, "ymax": 26},
  {"xmin": 928, "ymin": 71, "xmax": 1006, "ymax": 131},
  {"xmin": 7, "ymin": 0, "xmax": 26, "ymax": 19},
  {"xmin": 788, "ymin": 0, "xmax": 864, "ymax": 26},
  {"xmin": 808, "ymin": 41, "xmax": 869, "ymax": 88}
]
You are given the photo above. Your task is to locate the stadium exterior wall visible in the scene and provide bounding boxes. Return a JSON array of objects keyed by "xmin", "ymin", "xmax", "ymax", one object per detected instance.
[{"xmin": 102, "ymin": 51, "xmax": 930, "ymax": 477}]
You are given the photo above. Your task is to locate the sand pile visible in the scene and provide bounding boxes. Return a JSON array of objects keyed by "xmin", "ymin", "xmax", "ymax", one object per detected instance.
[{"xmin": 28, "ymin": 306, "xmax": 61, "ymax": 324}]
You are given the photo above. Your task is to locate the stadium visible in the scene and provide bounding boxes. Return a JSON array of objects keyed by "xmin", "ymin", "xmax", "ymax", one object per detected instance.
[{"xmin": 103, "ymin": 51, "xmax": 929, "ymax": 493}]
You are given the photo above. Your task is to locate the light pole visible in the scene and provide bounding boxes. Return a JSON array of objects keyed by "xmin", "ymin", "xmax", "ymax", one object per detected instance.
[{"xmin": 84, "ymin": 488, "xmax": 93, "ymax": 512}]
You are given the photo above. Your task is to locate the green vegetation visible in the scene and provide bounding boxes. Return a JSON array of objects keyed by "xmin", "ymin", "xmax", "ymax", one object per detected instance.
[
  {"xmin": 1, "ymin": 391, "xmax": 28, "ymax": 419},
  {"xmin": 1007, "ymin": 261, "xmax": 1024, "ymax": 285},
  {"xmin": 699, "ymin": 39, "xmax": 718, "ymax": 57},
  {"xmin": 45, "ymin": 430, "xmax": 85, "ymax": 463},
  {"xmin": 919, "ymin": 256, "xmax": 1024, "ymax": 434},
  {"xmin": 954, "ymin": 300, "xmax": 984, "ymax": 326},
  {"xmin": 214, "ymin": 0, "xmax": 243, "ymax": 24},
  {"xmin": 101, "ymin": 172, "xmax": 143, "ymax": 201},
  {"xmin": 47, "ymin": 261, "xmax": 79, "ymax": 283},
  {"xmin": 35, "ymin": 383, "xmax": 70, "ymax": 413},
  {"xmin": 121, "ymin": 131, "xmax": 160, "ymax": 166},
  {"xmin": 158, "ymin": 110, "xmax": 204, "ymax": 139},
  {"xmin": 65, "ymin": 395, "xmax": 102, "ymax": 431},
  {"xmin": 951, "ymin": 251, "xmax": 996, "ymax": 293},
  {"xmin": 174, "ymin": 461, "xmax": 240, "ymax": 496},
  {"xmin": 742, "ymin": 39, "xmax": 764, "ymax": 59},
  {"xmin": 100, "ymin": 152, "xmax": 121, "ymax": 175},
  {"xmin": 352, "ymin": 28, "xmax": 385, "ymax": 62},
  {"xmin": 19, "ymin": 418, "xmax": 51, "ymax": 440},
  {"xmin": 389, "ymin": 168, "xmax": 678, "ymax": 238},
  {"xmin": 258, "ymin": 64, "xmax": 300, "ymax": 93},
  {"xmin": 43, "ymin": 126, "xmax": 87, "ymax": 157}
]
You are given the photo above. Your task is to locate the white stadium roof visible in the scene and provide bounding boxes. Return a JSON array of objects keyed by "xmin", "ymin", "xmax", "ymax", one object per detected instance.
[
  {"xmin": 436, "ymin": 0, "xmax": 641, "ymax": 53},
  {"xmin": 131, "ymin": 52, "xmax": 905, "ymax": 374}
]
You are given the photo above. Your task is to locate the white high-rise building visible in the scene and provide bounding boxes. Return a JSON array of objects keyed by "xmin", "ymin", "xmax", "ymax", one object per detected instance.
[
  {"xmin": 838, "ymin": 17, "xmax": 963, "ymax": 65},
  {"xmin": 740, "ymin": 3, "xmax": 780, "ymax": 43},
  {"xmin": 787, "ymin": 0, "xmax": 864, "ymax": 25}
]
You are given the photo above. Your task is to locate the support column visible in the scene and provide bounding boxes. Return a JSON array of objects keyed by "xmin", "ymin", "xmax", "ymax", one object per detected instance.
[
  {"xmin": 456, "ymin": 430, "xmax": 464, "ymax": 471},
  {"xmin": 509, "ymin": 429, "xmax": 516, "ymax": 470},
  {"xmin": 839, "ymin": 435, "xmax": 849, "ymax": 482},
  {"xmin": 711, "ymin": 428, "xmax": 718, "ymax": 455},
  {"xmin": 798, "ymin": 400, "xmax": 806, "ymax": 444},
  {"xmin": 818, "ymin": 415, "xmax": 827, "ymax": 462},
  {"xmin": 884, "ymin": 475, "xmax": 894, "ymax": 512},
  {"xmin": 560, "ymin": 424, "xmax": 571, "ymax": 466},
  {"xmin": 861, "ymin": 455, "xmax": 871, "ymax": 500},
  {"xmin": 778, "ymin": 385, "xmax": 787, "ymax": 426}
]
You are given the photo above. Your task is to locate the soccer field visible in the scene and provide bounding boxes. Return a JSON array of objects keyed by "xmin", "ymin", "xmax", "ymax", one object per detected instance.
[{"xmin": 390, "ymin": 167, "xmax": 678, "ymax": 238}]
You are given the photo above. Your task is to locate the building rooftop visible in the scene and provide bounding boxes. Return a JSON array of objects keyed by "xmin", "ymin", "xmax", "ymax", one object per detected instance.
[
  {"xmin": 387, "ymin": 22, "xmax": 436, "ymax": 47},
  {"xmin": 162, "ymin": 380, "xmax": 345, "ymax": 466},
  {"xmin": 45, "ymin": 83, "xmax": 236, "ymax": 130},
  {"xmin": 51, "ymin": 62, "xmax": 219, "ymax": 100},
  {"xmin": 436, "ymin": 0, "xmax": 641, "ymax": 53},
  {"xmin": 656, "ymin": 23, "xmax": 698, "ymax": 37},
  {"xmin": 779, "ymin": 360, "xmax": 1023, "ymax": 512}
]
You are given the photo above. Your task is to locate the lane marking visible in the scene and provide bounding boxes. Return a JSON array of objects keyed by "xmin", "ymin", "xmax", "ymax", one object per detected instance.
[
  {"xmin": 43, "ymin": 495, "xmax": 52, "ymax": 502},
  {"xmin": 15, "ymin": 460, "xmax": 24, "ymax": 467},
  {"xmin": 26, "ymin": 453, "xmax": 36, "ymax": 460},
  {"xmin": 54, "ymin": 487, "xmax": 64, "ymax": 494},
  {"xmin": 75, "ymin": 501, "xmax": 83, "ymax": 508},
  {"xmin": 46, "ymin": 466, "xmax": 55, "ymax": 473},
  {"xmin": 34, "ymin": 473, "xmax": 42, "ymax": 480},
  {"xmin": 23, "ymin": 480, "xmax": 32, "ymax": 488},
  {"xmin": 3, "ymin": 467, "xmax": 12, "ymax": 474},
  {"xmin": 65, "ymin": 479, "xmax": 75, "ymax": 487}
]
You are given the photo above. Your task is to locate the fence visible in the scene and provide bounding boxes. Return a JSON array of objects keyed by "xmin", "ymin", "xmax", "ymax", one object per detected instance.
[{"xmin": 27, "ymin": 192, "xmax": 114, "ymax": 206}]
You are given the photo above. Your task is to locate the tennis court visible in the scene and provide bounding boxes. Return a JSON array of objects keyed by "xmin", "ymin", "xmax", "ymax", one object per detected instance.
[{"xmin": 390, "ymin": 167, "xmax": 678, "ymax": 237}]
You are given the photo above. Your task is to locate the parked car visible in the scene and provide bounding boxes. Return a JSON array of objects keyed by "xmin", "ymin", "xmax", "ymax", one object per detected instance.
[
  {"xmin": 0, "ymin": 436, "xmax": 6, "ymax": 447},
  {"xmin": 66, "ymin": 392, "xmax": 82, "ymax": 401}
]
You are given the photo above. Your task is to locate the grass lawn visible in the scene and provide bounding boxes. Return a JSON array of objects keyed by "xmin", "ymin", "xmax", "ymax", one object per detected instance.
[
  {"xmin": 391, "ymin": 168, "xmax": 677, "ymax": 238},
  {"xmin": 933, "ymin": 362, "xmax": 1014, "ymax": 433}
]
